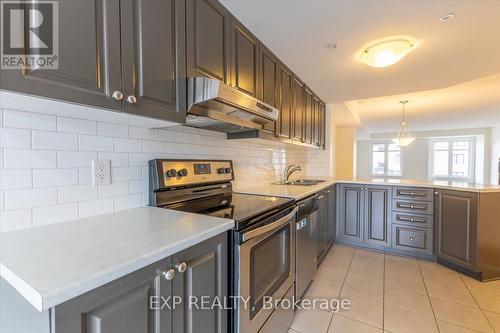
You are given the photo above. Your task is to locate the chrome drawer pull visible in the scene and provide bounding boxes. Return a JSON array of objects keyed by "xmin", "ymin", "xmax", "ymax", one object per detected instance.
[
  {"xmin": 398, "ymin": 203, "xmax": 426, "ymax": 210},
  {"xmin": 398, "ymin": 190, "xmax": 426, "ymax": 197},
  {"xmin": 410, "ymin": 237, "xmax": 415, "ymax": 241}
]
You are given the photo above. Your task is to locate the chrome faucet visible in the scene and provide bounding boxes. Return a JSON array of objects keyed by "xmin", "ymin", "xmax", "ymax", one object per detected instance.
[{"xmin": 283, "ymin": 165, "xmax": 302, "ymax": 183}]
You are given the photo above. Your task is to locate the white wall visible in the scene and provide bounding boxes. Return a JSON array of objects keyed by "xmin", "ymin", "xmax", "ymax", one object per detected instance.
[
  {"xmin": 491, "ymin": 125, "xmax": 500, "ymax": 185},
  {"xmin": 357, "ymin": 128, "xmax": 493, "ymax": 183},
  {"xmin": 334, "ymin": 127, "xmax": 356, "ymax": 178},
  {"xmin": 0, "ymin": 94, "xmax": 331, "ymax": 232}
]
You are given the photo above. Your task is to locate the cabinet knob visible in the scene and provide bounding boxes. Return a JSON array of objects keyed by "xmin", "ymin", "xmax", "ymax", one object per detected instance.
[
  {"xmin": 112, "ymin": 91, "xmax": 123, "ymax": 101},
  {"xmin": 162, "ymin": 269, "xmax": 175, "ymax": 280},
  {"xmin": 434, "ymin": 191, "xmax": 439, "ymax": 195},
  {"xmin": 176, "ymin": 262, "xmax": 187, "ymax": 273},
  {"xmin": 410, "ymin": 237, "xmax": 414, "ymax": 241},
  {"xmin": 410, "ymin": 218, "xmax": 415, "ymax": 222},
  {"xmin": 126, "ymin": 95, "xmax": 137, "ymax": 104}
]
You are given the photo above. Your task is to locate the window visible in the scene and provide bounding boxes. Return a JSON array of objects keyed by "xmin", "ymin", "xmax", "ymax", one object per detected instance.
[
  {"xmin": 430, "ymin": 138, "xmax": 475, "ymax": 182},
  {"xmin": 372, "ymin": 143, "xmax": 402, "ymax": 176}
]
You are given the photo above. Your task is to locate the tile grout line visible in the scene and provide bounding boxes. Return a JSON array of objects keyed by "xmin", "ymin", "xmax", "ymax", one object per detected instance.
[
  {"xmin": 417, "ymin": 260, "xmax": 441, "ymax": 333},
  {"xmin": 459, "ymin": 274, "xmax": 497, "ymax": 333}
]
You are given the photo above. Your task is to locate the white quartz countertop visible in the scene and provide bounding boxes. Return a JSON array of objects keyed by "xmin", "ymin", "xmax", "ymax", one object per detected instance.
[
  {"xmin": 235, "ymin": 177, "xmax": 500, "ymax": 199},
  {"xmin": 0, "ymin": 207, "xmax": 234, "ymax": 312}
]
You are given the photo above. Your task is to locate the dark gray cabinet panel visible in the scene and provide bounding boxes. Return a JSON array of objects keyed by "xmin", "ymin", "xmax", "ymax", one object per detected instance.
[
  {"xmin": 364, "ymin": 186, "xmax": 391, "ymax": 247},
  {"xmin": 319, "ymin": 102, "xmax": 326, "ymax": 148},
  {"xmin": 230, "ymin": 17, "xmax": 259, "ymax": 97},
  {"xmin": 120, "ymin": 0, "xmax": 186, "ymax": 122},
  {"xmin": 292, "ymin": 77, "xmax": 305, "ymax": 142},
  {"xmin": 257, "ymin": 44, "xmax": 279, "ymax": 135},
  {"xmin": 393, "ymin": 187, "xmax": 434, "ymax": 202},
  {"xmin": 326, "ymin": 187, "xmax": 336, "ymax": 244},
  {"xmin": 172, "ymin": 233, "xmax": 228, "ymax": 333},
  {"xmin": 337, "ymin": 184, "xmax": 364, "ymax": 244},
  {"xmin": 392, "ymin": 225, "xmax": 432, "ymax": 255},
  {"xmin": 54, "ymin": 257, "xmax": 172, "ymax": 333},
  {"xmin": 312, "ymin": 96, "xmax": 321, "ymax": 146},
  {"xmin": 278, "ymin": 63, "xmax": 293, "ymax": 139},
  {"xmin": 304, "ymin": 88, "xmax": 313, "ymax": 144},
  {"xmin": 393, "ymin": 199, "xmax": 433, "ymax": 215},
  {"xmin": 0, "ymin": 0, "xmax": 122, "ymax": 111},
  {"xmin": 435, "ymin": 190, "xmax": 478, "ymax": 271},
  {"xmin": 316, "ymin": 191, "xmax": 328, "ymax": 261},
  {"xmin": 186, "ymin": 0, "xmax": 231, "ymax": 83}
]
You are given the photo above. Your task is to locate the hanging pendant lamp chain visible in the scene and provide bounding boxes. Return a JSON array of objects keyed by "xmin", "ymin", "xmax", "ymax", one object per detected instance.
[{"xmin": 400, "ymin": 100, "xmax": 408, "ymax": 124}]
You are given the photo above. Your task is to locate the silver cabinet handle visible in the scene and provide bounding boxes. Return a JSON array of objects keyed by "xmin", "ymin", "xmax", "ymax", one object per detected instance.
[
  {"xmin": 126, "ymin": 95, "xmax": 137, "ymax": 104},
  {"xmin": 410, "ymin": 237, "xmax": 415, "ymax": 241},
  {"xmin": 176, "ymin": 262, "xmax": 187, "ymax": 273},
  {"xmin": 434, "ymin": 191, "xmax": 439, "ymax": 195},
  {"xmin": 112, "ymin": 91, "xmax": 123, "ymax": 101},
  {"xmin": 162, "ymin": 269, "xmax": 175, "ymax": 280}
]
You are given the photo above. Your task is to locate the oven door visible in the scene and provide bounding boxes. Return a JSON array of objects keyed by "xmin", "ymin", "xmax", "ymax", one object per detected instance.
[{"xmin": 235, "ymin": 206, "xmax": 297, "ymax": 333}]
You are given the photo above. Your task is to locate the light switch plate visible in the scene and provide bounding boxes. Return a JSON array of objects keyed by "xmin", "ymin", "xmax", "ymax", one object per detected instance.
[{"xmin": 92, "ymin": 160, "xmax": 111, "ymax": 185}]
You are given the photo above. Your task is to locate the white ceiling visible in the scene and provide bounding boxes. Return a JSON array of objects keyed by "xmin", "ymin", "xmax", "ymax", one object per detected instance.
[{"xmin": 221, "ymin": 0, "xmax": 500, "ymax": 133}]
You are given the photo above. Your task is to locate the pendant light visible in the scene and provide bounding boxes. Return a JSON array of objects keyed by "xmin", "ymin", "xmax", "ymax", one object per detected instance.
[{"xmin": 392, "ymin": 100, "xmax": 415, "ymax": 147}]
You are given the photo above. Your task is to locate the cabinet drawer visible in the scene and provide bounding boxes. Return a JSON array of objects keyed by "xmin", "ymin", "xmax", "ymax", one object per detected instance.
[
  {"xmin": 392, "ymin": 225, "xmax": 432, "ymax": 254},
  {"xmin": 393, "ymin": 199, "xmax": 433, "ymax": 215},
  {"xmin": 391, "ymin": 212, "xmax": 433, "ymax": 228},
  {"xmin": 393, "ymin": 187, "xmax": 434, "ymax": 202}
]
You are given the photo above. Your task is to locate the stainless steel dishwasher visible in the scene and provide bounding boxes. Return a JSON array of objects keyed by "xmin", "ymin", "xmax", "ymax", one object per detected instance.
[{"xmin": 295, "ymin": 194, "xmax": 319, "ymax": 299}]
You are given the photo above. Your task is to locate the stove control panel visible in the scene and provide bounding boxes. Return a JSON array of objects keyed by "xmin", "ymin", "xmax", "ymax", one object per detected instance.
[{"xmin": 152, "ymin": 159, "xmax": 234, "ymax": 189}]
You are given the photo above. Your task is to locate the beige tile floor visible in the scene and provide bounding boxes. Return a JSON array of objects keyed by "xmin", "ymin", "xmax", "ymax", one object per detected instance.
[{"xmin": 289, "ymin": 244, "xmax": 500, "ymax": 333}]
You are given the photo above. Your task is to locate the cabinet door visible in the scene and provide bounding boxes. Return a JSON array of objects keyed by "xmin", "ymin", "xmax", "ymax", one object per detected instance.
[
  {"xmin": 320, "ymin": 102, "xmax": 326, "ymax": 148},
  {"xmin": 304, "ymin": 88, "xmax": 313, "ymax": 144},
  {"xmin": 326, "ymin": 187, "xmax": 336, "ymax": 244},
  {"xmin": 435, "ymin": 190, "xmax": 478, "ymax": 271},
  {"xmin": 0, "ymin": 0, "xmax": 122, "ymax": 111},
  {"xmin": 258, "ymin": 44, "xmax": 279, "ymax": 135},
  {"xmin": 186, "ymin": 0, "xmax": 231, "ymax": 83},
  {"xmin": 278, "ymin": 63, "xmax": 293, "ymax": 139},
  {"xmin": 230, "ymin": 17, "xmax": 259, "ymax": 97},
  {"xmin": 316, "ymin": 192, "xmax": 328, "ymax": 260},
  {"xmin": 120, "ymin": 0, "xmax": 186, "ymax": 123},
  {"xmin": 54, "ymin": 257, "xmax": 172, "ymax": 333},
  {"xmin": 337, "ymin": 184, "xmax": 364, "ymax": 243},
  {"xmin": 312, "ymin": 96, "xmax": 321, "ymax": 146},
  {"xmin": 172, "ymin": 233, "xmax": 228, "ymax": 333},
  {"xmin": 292, "ymin": 77, "xmax": 305, "ymax": 142},
  {"xmin": 364, "ymin": 186, "xmax": 391, "ymax": 247}
]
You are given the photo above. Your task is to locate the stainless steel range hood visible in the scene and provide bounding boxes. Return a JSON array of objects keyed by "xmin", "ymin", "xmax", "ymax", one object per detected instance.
[{"xmin": 186, "ymin": 77, "xmax": 279, "ymax": 134}]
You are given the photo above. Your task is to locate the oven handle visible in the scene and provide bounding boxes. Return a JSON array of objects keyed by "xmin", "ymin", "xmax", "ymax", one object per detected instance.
[{"xmin": 241, "ymin": 207, "xmax": 298, "ymax": 242}]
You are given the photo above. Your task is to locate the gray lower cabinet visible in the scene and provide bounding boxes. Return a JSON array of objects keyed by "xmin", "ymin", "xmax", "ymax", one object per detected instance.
[
  {"xmin": 53, "ymin": 233, "xmax": 227, "ymax": 333},
  {"xmin": 364, "ymin": 186, "xmax": 391, "ymax": 247},
  {"xmin": 435, "ymin": 190, "xmax": 478, "ymax": 271},
  {"xmin": 316, "ymin": 190, "xmax": 328, "ymax": 261},
  {"xmin": 326, "ymin": 187, "xmax": 336, "ymax": 245},
  {"xmin": 337, "ymin": 184, "xmax": 364, "ymax": 244}
]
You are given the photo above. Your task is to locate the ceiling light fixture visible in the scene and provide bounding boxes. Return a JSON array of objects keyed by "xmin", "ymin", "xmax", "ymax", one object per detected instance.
[
  {"xmin": 440, "ymin": 13, "xmax": 455, "ymax": 22},
  {"xmin": 359, "ymin": 38, "xmax": 415, "ymax": 68},
  {"xmin": 392, "ymin": 100, "xmax": 415, "ymax": 147}
]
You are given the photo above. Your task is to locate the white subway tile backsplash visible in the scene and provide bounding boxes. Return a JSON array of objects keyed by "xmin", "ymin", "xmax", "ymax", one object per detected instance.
[
  {"xmin": 4, "ymin": 188, "xmax": 57, "ymax": 210},
  {"xmin": 57, "ymin": 117, "xmax": 97, "ymax": 134},
  {"xmin": 153, "ymin": 129, "xmax": 174, "ymax": 142},
  {"xmin": 129, "ymin": 126, "xmax": 153, "ymax": 140},
  {"xmin": 4, "ymin": 149, "xmax": 56, "ymax": 169},
  {"xmin": 58, "ymin": 151, "xmax": 96, "ymax": 168},
  {"xmin": 33, "ymin": 203, "xmax": 78, "ymax": 226},
  {"xmin": 129, "ymin": 180, "xmax": 148, "ymax": 194},
  {"xmin": 79, "ymin": 168, "xmax": 92, "ymax": 185},
  {"xmin": 0, "ymin": 209, "xmax": 32, "ymax": 232},
  {"xmin": 3, "ymin": 110, "xmax": 56, "ymax": 130},
  {"xmin": 32, "ymin": 131, "xmax": 78, "ymax": 150},
  {"xmin": 114, "ymin": 138, "xmax": 142, "ymax": 152},
  {"xmin": 0, "ymin": 169, "xmax": 32, "ymax": 190},
  {"xmin": 142, "ymin": 140, "xmax": 164, "ymax": 153},
  {"xmin": 130, "ymin": 153, "xmax": 154, "ymax": 167},
  {"xmin": 58, "ymin": 184, "xmax": 97, "ymax": 203},
  {"xmin": 0, "ymin": 128, "xmax": 31, "ymax": 148},
  {"xmin": 113, "ymin": 167, "xmax": 141, "ymax": 182},
  {"xmin": 97, "ymin": 152, "xmax": 129, "ymax": 167},
  {"xmin": 98, "ymin": 182, "xmax": 129, "ymax": 198},
  {"xmin": 114, "ymin": 194, "xmax": 142, "ymax": 211},
  {"xmin": 33, "ymin": 168, "xmax": 79, "ymax": 187},
  {"xmin": 97, "ymin": 122, "xmax": 128, "ymax": 138},
  {"xmin": 79, "ymin": 135, "xmax": 113, "ymax": 152},
  {"xmin": 78, "ymin": 198, "xmax": 113, "ymax": 218}
]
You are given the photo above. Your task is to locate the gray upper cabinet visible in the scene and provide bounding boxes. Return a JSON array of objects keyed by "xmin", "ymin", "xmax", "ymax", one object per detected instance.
[
  {"xmin": 172, "ymin": 233, "xmax": 227, "ymax": 333},
  {"xmin": 120, "ymin": 0, "xmax": 186, "ymax": 123},
  {"xmin": 257, "ymin": 44, "xmax": 280, "ymax": 135},
  {"xmin": 312, "ymin": 96, "xmax": 321, "ymax": 146},
  {"xmin": 292, "ymin": 76, "xmax": 305, "ymax": 142},
  {"xmin": 0, "ymin": 0, "xmax": 122, "ymax": 111},
  {"xmin": 278, "ymin": 63, "xmax": 293, "ymax": 139},
  {"xmin": 337, "ymin": 184, "xmax": 364, "ymax": 244},
  {"xmin": 186, "ymin": 0, "xmax": 231, "ymax": 83},
  {"xmin": 320, "ymin": 102, "xmax": 326, "ymax": 148},
  {"xmin": 435, "ymin": 190, "xmax": 478, "ymax": 271},
  {"xmin": 304, "ymin": 87, "xmax": 314, "ymax": 144},
  {"xmin": 364, "ymin": 186, "xmax": 391, "ymax": 247},
  {"xmin": 230, "ymin": 17, "xmax": 260, "ymax": 97},
  {"xmin": 54, "ymin": 257, "xmax": 172, "ymax": 333}
]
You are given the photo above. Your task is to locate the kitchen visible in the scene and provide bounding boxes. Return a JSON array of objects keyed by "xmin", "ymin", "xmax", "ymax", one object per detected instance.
[{"xmin": 0, "ymin": 1, "xmax": 499, "ymax": 333}]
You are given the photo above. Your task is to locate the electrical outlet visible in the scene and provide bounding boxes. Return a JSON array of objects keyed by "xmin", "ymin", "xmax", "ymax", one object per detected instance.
[{"xmin": 92, "ymin": 160, "xmax": 111, "ymax": 186}]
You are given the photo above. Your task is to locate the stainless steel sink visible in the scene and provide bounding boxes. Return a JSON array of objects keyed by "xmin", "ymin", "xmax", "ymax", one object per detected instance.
[{"xmin": 274, "ymin": 179, "xmax": 326, "ymax": 186}]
